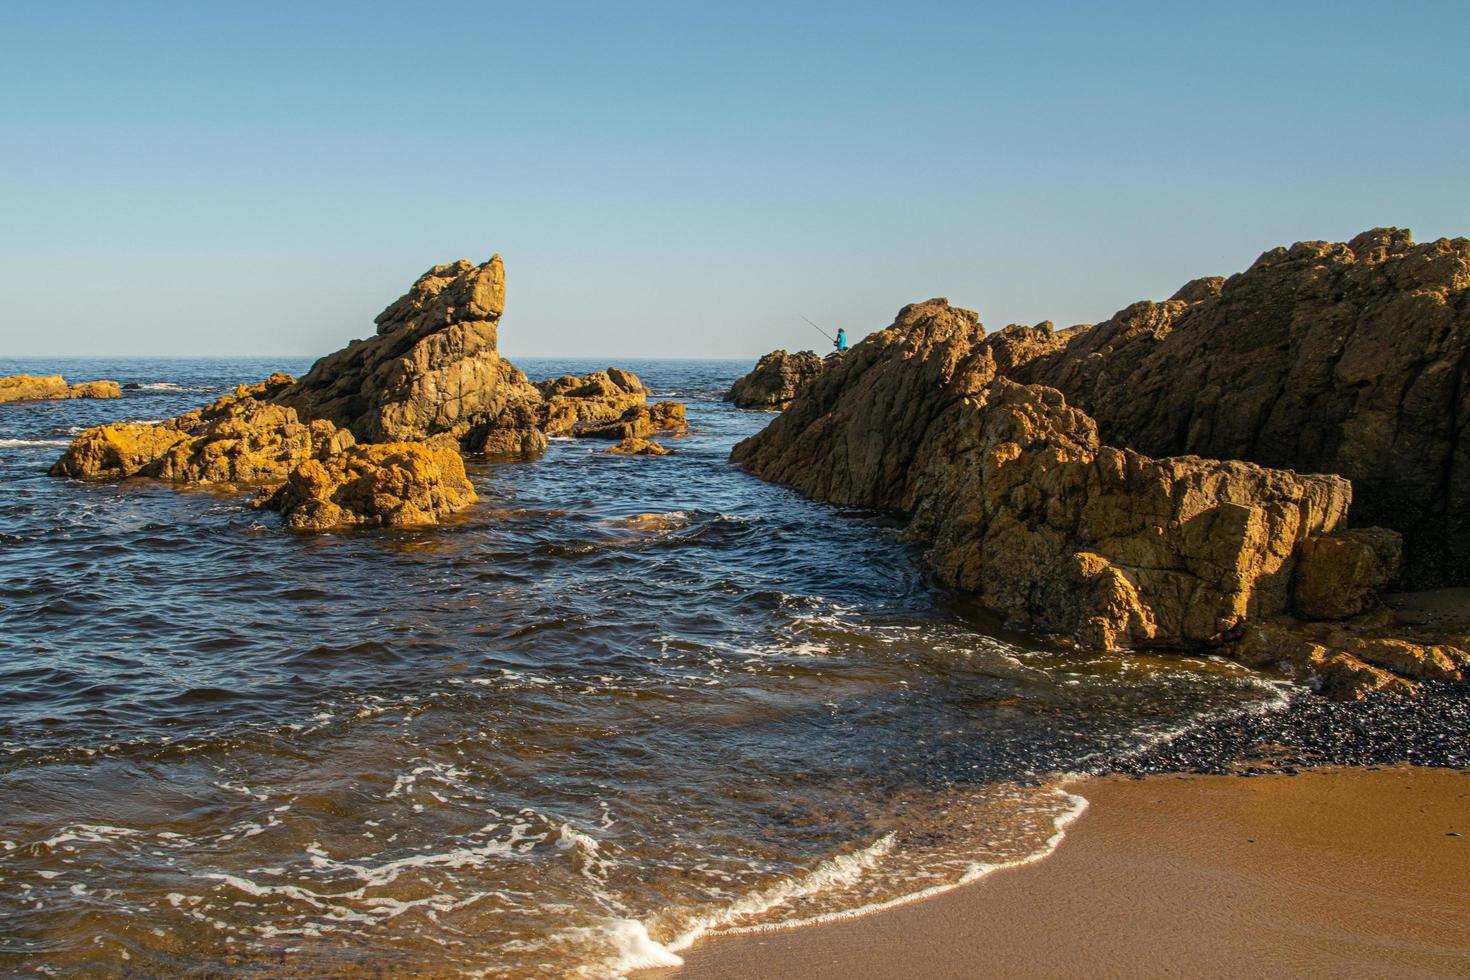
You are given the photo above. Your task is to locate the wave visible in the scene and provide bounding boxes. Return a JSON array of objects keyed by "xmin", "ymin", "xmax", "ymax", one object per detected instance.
[
  {"xmin": 0, "ymin": 438, "xmax": 70, "ymax": 448},
  {"xmin": 603, "ymin": 787, "xmax": 1089, "ymax": 976},
  {"xmin": 130, "ymin": 382, "xmax": 215, "ymax": 392}
]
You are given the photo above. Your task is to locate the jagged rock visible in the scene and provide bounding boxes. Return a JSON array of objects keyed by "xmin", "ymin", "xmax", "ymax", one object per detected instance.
[
  {"xmin": 51, "ymin": 374, "xmax": 353, "ymax": 484},
  {"xmin": 575, "ymin": 401, "xmax": 687, "ymax": 440},
  {"xmin": 50, "ymin": 421, "xmax": 191, "ymax": 480},
  {"xmin": 274, "ymin": 256, "xmax": 545, "ymax": 452},
  {"xmin": 259, "ymin": 442, "xmax": 476, "ymax": 531},
  {"xmin": 0, "ymin": 374, "xmax": 120, "ymax": 404},
  {"xmin": 1293, "ymin": 528, "xmax": 1403, "ymax": 620},
  {"xmin": 726, "ymin": 350, "xmax": 825, "ymax": 410},
  {"xmin": 911, "ymin": 379, "xmax": 1353, "ymax": 649},
  {"xmin": 1014, "ymin": 229, "xmax": 1470, "ymax": 588},
  {"xmin": 732, "ymin": 298, "xmax": 988, "ymax": 510},
  {"xmin": 732, "ymin": 300, "xmax": 1361, "ymax": 654},
  {"xmin": 536, "ymin": 368, "xmax": 648, "ymax": 434},
  {"xmin": 604, "ymin": 437, "xmax": 668, "ymax": 456}
]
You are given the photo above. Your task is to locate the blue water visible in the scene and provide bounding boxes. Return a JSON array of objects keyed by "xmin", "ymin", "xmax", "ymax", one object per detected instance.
[{"xmin": 0, "ymin": 357, "xmax": 1280, "ymax": 977}]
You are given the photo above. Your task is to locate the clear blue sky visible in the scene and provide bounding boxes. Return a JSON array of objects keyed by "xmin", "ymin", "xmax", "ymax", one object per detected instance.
[{"xmin": 2, "ymin": 2, "xmax": 1467, "ymax": 360}]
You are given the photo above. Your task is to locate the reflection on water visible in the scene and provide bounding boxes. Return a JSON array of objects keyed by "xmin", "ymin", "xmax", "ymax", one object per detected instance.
[{"xmin": 0, "ymin": 357, "xmax": 1284, "ymax": 976}]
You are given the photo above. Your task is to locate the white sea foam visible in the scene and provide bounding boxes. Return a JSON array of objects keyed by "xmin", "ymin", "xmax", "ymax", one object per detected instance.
[
  {"xmin": 717, "ymin": 789, "xmax": 1089, "ymax": 936},
  {"xmin": 658, "ymin": 832, "xmax": 898, "ymax": 954},
  {"xmin": 599, "ymin": 918, "xmax": 685, "ymax": 972},
  {"xmin": 38, "ymin": 823, "xmax": 141, "ymax": 850},
  {"xmin": 0, "ymin": 438, "xmax": 70, "ymax": 448}
]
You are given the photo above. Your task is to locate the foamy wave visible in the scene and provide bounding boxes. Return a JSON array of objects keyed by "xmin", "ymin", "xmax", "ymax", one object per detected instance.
[
  {"xmin": 131, "ymin": 382, "xmax": 213, "ymax": 392},
  {"xmin": 0, "ymin": 438, "xmax": 70, "ymax": 448},
  {"xmin": 721, "ymin": 790, "xmax": 1088, "ymax": 936}
]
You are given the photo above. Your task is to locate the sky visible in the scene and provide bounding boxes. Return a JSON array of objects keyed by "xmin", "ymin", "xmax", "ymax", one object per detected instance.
[{"xmin": 2, "ymin": 1, "xmax": 1467, "ymax": 361}]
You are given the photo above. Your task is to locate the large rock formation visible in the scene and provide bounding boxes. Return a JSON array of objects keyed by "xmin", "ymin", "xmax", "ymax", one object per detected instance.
[
  {"xmin": 51, "ymin": 374, "xmax": 354, "ymax": 484},
  {"xmin": 733, "ymin": 300, "xmax": 1358, "ymax": 651},
  {"xmin": 272, "ymin": 257, "xmax": 547, "ymax": 455},
  {"xmin": 258, "ymin": 442, "xmax": 476, "ymax": 531},
  {"xmin": 47, "ymin": 253, "xmax": 688, "ymax": 531},
  {"xmin": 1013, "ymin": 229, "xmax": 1470, "ymax": 588},
  {"xmin": 0, "ymin": 375, "xmax": 121, "ymax": 404},
  {"xmin": 726, "ymin": 350, "xmax": 825, "ymax": 410}
]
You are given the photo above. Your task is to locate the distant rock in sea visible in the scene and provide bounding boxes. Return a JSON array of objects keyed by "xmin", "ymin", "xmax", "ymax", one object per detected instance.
[
  {"xmin": 0, "ymin": 374, "xmax": 120, "ymax": 404},
  {"xmin": 726, "ymin": 350, "xmax": 826, "ymax": 410},
  {"xmin": 732, "ymin": 229, "xmax": 1470, "ymax": 698},
  {"xmin": 48, "ymin": 255, "xmax": 687, "ymax": 530}
]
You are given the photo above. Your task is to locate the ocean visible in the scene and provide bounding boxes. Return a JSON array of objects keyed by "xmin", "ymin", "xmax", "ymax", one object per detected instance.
[{"xmin": 0, "ymin": 357, "xmax": 1285, "ymax": 977}]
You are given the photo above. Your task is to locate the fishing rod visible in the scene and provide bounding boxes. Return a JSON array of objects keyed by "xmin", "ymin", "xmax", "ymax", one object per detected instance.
[{"xmin": 800, "ymin": 314, "xmax": 834, "ymax": 343}]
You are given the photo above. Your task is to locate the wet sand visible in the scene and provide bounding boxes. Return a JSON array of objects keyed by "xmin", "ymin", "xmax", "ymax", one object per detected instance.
[{"xmin": 660, "ymin": 767, "xmax": 1470, "ymax": 979}]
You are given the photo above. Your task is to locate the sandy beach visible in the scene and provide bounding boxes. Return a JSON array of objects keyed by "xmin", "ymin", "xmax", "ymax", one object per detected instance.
[{"xmin": 661, "ymin": 767, "xmax": 1470, "ymax": 979}]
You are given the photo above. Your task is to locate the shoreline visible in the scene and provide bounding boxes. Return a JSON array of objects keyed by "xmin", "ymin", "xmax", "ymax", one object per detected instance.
[{"xmin": 654, "ymin": 766, "xmax": 1470, "ymax": 979}]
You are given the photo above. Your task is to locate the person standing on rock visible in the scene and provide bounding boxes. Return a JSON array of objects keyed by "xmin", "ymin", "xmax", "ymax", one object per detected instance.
[{"xmin": 834, "ymin": 328, "xmax": 848, "ymax": 352}]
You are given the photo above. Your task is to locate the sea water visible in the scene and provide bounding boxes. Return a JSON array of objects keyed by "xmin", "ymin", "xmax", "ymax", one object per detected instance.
[{"xmin": 0, "ymin": 357, "xmax": 1284, "ymax": 976}]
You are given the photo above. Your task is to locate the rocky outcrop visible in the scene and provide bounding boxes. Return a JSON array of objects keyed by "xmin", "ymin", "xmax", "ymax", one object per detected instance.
[
  {"xmin": 731, "ymin": 296, "xmax": 1443, "ymax": 695},
  {"xmin": 258, "ymin": 442, "xmax": 476, "ymax": 531},
  {"xmin": 726, "ymin": 350, "xmax": 825, "ymax": 410},
  {"xmin": 47, "ymin": 254, "xmax": 687, "ymax": 531},
  {"xmin": 0, "ymin": 375, "xmax": 120, "ymax": 404},
  {"xmin": 1013, "ymin": 229, "xmax": 1470, "ymax": 588},
  {"xmin": 575, "ymin": 401, "xmax": 687, "ymax": 440},
  {"xmin": 273, "ymin": 257, "xmax": 547, "ymax": 455},
  {"xmin": 908, "ymin": 379, "xmax": 1354, "ymax": 650},
  {"xmin": 51, "ymin": 374, "xmax": 354, "ymax": 484},
  {"xmin": 536, "ymin": 369, "xmax": 648, "ymax": 434},
  {"xmin": 605, "ymin": 437, "xmax": 668, "ymax": 456}
]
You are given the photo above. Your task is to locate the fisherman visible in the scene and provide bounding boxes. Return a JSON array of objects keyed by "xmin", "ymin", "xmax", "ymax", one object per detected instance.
[{"xmin": 833, "ymin": 328, "xmax": 848, "ymax": 352}]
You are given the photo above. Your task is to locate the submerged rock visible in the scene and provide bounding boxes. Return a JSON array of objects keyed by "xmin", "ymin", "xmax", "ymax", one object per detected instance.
[
  {"xmin": 259, "ymin": 442, "xmax": 476, "ymax": 531},
  {"xmin": 604, "ymin": 437, "xmax": 669, "ymax": 456},
  {"xmin": 0, "ymin": 374, "xmax": 120, "ymax": 404},
  {"xmin": 51, "ymin": 374, "xmax": 353, "ymax": 484},
  {"xmin": 726, "ymin": 350, "xmax": 825, "ymax": 410}
]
